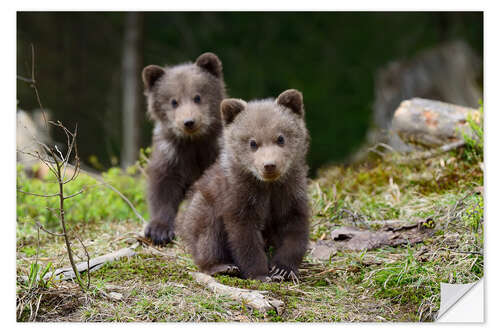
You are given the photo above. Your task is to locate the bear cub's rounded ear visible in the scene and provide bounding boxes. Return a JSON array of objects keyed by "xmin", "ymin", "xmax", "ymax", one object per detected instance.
[
  {"xmin": 142, "ymin": 65, "xmax": 166, "ymax": 91},
  {"xmin": 196, "ymin": 52, "xmax": 223, "ymax": 78},
  {"xmin": 221, "ymin": 99, "xmax": 247, "ymax": 126},
  {"xmin": 276, "ymin": 89, "xmax": 304, "ymax": 117}
]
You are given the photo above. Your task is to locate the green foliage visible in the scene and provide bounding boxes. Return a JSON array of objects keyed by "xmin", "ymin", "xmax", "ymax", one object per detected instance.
[
  {"xmin": 137, "ymin": 147, "xmax": 152, "ymax": 171},
  {"xmin": 26, "ymin": 262, "xmax": 54, "ymax": 290},
  {"xmin": 461, "ymin": 101, "xmax": 484, "ymax": 162},
  {"xmin": 266, "ymin": 309, "xmax": 283, "ymax": 322},
  {"xmin": 17, "ymin": 164, "xmax": 148, "ymax": 238},
  {"xmin": 463, "ymin": 194, "xmax": 484, "ymax": 246},
  {"xmin": 370, "ymin": 248, "xmax": 439, "ymax": 304}
]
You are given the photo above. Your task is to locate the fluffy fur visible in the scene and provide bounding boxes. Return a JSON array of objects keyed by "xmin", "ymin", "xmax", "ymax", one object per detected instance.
[
  {"xmin": 180, "ymin": 89, "xmax": 310, "ymax": 281},
  {"xmin": 143, "ymin": 52, "xmax": 226, "ymax": 245}
]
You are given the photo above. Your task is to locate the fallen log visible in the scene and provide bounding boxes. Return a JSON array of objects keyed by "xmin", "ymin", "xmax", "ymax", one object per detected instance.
[
  {"xmin": 391, "ymin": 98, "xmax": 479, "ymax": 149},
  {"xmin": 21, "ymin": 244, "xmax": 138, "ymax": 283},
  {"xmin": 309, "ymin": 219, "xmax": 435, "ymax": 259},
  {"xmin": 190, "ymin": 272, "xmax": 284, "ymax": 315},
  {"xmin": 52, "ymin": 245, "xmax": 138, "ymax": 281}
]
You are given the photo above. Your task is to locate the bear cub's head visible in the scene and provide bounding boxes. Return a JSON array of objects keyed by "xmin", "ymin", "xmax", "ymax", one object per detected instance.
[
  {"xmin": 142, "ymin": 52, "xmax": 225, "ymax": 140},
  {"xmin": 220, "ymin": 89, "xmax": 309, "ymax": 182}
]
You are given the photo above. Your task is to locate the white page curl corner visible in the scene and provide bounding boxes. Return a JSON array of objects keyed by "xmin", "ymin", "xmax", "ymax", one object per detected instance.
[{"xmin": 436, "ymin": 279, "xmax": 484, "ymax": 322}]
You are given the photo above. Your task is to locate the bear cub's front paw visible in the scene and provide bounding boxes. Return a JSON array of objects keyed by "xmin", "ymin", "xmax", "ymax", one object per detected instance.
[
  {"xmin": 269, "ymin": 265, "xmax": 299, "ymax": 283},
  {"xmin": 144, "ymin": 220, "xmax": 175, "ymax": 246}
]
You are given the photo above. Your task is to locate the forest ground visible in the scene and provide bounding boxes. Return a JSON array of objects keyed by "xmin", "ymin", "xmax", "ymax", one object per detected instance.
[{"xmin": 16, "ymin": 142, "xmax": 484, "ymax": 322}]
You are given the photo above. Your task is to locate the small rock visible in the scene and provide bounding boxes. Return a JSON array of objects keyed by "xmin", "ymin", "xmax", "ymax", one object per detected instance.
[
  {"xmin": 474, "ymin": 186, "xmax": 483, "ymax": 194},
  {"xmin": 107, "ymin": 292, "xmax": 123, "ymax": 301},
  {"xmin": 309, "ymin": 243, "xmax": 337, "ymax": 260}
]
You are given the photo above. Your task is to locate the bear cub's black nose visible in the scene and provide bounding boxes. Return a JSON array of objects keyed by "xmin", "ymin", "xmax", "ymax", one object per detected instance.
[
  {"xmin": 264, "ymin": 163, "xmax": 276, "ymax": 173},
  {"xmin": 184, "ymin": 120, "xmax": 195, "ymax": 129}
]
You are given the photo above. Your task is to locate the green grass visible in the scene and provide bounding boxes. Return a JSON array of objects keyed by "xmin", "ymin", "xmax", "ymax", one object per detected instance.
[
  {"xmin": 16, "ymin": 142, "xmax": 483, "ymax": 322},
  {"xmin": 16, "ymin": 164, "xmax": 148, "ymax": 231}
]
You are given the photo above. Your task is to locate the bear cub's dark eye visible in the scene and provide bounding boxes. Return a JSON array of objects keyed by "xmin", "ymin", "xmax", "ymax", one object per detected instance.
[
  {"xmin": 171, "ymin": 99, "xmax": 179, "ymax": 108},
  {"xmin": 250, "ymin": 139, "xmax": 258, "ymax": 150},
  {"xmin": 193, "ymin": 95, "xmax": 201, "ymax": 104},
  {"xmin": 277, "ymin": 135, "xmax": 285, "ymax": 146}
]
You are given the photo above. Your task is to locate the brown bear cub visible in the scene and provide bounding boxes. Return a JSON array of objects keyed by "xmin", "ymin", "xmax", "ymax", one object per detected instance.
[
  {"xmin": 180, "ymin": 89, "xmax": 310, "ymax": 282},
  {"xmin": 142, "ymin": 52, "xmax": 226, "ymax": 245}
]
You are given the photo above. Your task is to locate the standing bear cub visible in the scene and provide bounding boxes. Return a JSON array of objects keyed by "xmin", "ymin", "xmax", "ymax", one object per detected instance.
[
  {"xmin": 142, "ymin": 52, "xmax": 226, "ymax": 245},
  {"xmin": 180, "ymin": 89, "xmax": 310, "ymax": 281}
]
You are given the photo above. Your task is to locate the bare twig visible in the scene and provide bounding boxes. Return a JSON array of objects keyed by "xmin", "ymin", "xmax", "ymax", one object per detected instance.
[
  {"xmin": 57, "ymin": 122, "xmax": 78, "ymax": 181},
  {"xmin": 74, "ymin": 234, "xmax": 91, "ymax": 290},
  {"xmin": 35, "ymin": 221, "xmax": 64, "ymax": 237},
  {"xmin": 78, "ymin": 168, "xmax": 147, "ymax": 225},
  {"xmin": 449, "ymin": 250, "xmax": 483, "ymax": 256},
  {"xmin": 35, "ymin": 223, "xmax": 40, "ymax": 272},
  {"xmin": 63, "ymin": 189, "xmax": 84, "ymax": 200},
  {"xmin": 367, "ymin": 147, "xmax": 385, "ymax": 158},
  {"xmin": 399, "ymin": 140, "xmax": 466, "ymax": 163},
  {"xmin": 53, "ymin": 150, "xmax": 87, "ymax": 290},
  {"xmin": 313, "ymin": 267, "xmax": 347, "ymax": 277},
  {"xmin": 16, "ymin": 149, "xmax": 55, "ymax": 166},
  {"xmin": 17, "ymin": 75, "xmax": 34, "ymax": 83},
  {"xmin": 376, "ymin": 142, "xmax": 396, "ymax": 152},
  {"xmin": 367, "ymin": 142, "xmax": 396, "ymax": 158},
  {"xmin": 100, "ymin": 181, "xmax": 147, "ymax": 225},
  {"xmin": 55, "ymin": 145, "xmax": 64, "ymax": 162},
  {"xmin": 17, "ymin": 189, "xmax": 59, "ymax": 198},
  {"xmin": 28, "ymin": 294, "xmax": 42, "ymax": 321}
]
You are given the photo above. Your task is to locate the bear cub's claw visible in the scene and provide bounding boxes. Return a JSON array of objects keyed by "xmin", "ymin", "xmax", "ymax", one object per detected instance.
[
  {"xmin": 269, "ymin": 265, "xmax": 299, "ymax": 284},
  {"xmin": 208, "ymin": 264, "xmax": 241, "ymax": 277}
]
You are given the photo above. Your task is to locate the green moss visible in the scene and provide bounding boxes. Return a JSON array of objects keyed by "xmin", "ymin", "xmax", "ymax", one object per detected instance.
[
  {"xmin": 17, "ymin": 143, "xmax": 483, "ymax": 322},
  {"xmin": 91, "ymin": 255, "xmax": 190, "ymax": 284}
]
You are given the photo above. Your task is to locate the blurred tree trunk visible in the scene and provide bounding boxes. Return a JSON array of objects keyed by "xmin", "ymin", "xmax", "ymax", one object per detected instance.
[{"xmin": 121, "ymin": 12, "xmax": 143, "ymax": 168}]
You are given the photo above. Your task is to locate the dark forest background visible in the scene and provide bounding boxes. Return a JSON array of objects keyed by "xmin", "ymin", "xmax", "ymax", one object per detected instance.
[{"xmin": 16, "ymin": 12, "xmax": 483, "ymax": 175}]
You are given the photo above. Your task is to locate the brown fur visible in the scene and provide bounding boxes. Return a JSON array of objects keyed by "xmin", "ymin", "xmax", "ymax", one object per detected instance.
[
  {"xmin": 180, "ymin": 89, "xmax": 310, "ymax": 281},
  {"xmin": 143, "ymin": 52, "xmax": 226, "ymax": 245}
]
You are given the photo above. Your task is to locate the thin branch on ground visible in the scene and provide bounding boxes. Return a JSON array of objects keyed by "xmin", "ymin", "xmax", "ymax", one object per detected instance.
[
  {"xmin": 190, "ymin": 272, "xmax": 285, "ymax": 315},
  {"xmin": 399, "ymin": 140, "xmax": 466, "ymax": 163}
]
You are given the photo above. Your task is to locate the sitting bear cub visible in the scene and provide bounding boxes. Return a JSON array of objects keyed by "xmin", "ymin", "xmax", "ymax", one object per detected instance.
[
  {"xmin": 142, "ymin": 52, "xmax": 226, "ymax": 245},
  {"xmin": 180, "ymin": 89, "xmax": 310, "ymax": 281}
]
